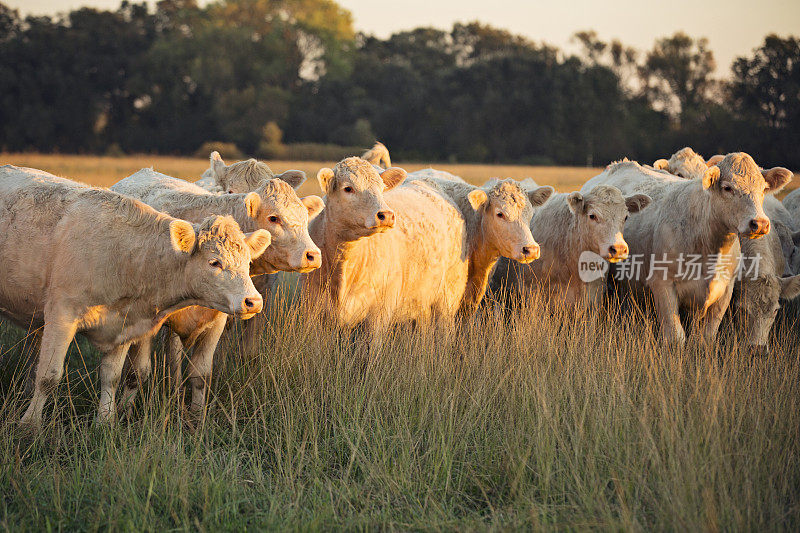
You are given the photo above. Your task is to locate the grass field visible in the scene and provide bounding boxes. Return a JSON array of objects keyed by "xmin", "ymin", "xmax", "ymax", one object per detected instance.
[{"xmin": 0, "ymin": 153, "xmax": 799, "ymax": 530}]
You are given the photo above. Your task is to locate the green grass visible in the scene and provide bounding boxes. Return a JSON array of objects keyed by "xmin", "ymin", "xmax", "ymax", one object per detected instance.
[{"xmin": 1, "ymin": 282, "xmax": 799, "ymax": 531}]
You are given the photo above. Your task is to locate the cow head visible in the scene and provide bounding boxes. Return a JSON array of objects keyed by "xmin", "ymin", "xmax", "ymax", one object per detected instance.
[
  {"xmin": 567, "ymin": 185, "xmax": 651, "ymax": 263},
  {"xmin": 653, "ymin": 147, "xmax": 708, "ymax": 180},
  {"xmin": 733, "ymin": 270, "xmax": 800, "ymax": 354},
  {"xmin": 317, "ymin": 157, "xmax": 406, "ymax": 241},
  {"xmin": 470, "ymin": 178, "xmax": 553, "ymax": 263},
  {"xmin": 238, "ymin": 178, "xmax": 323, "ymax": 274},
  {"xmin": 209, "ymin": 151, "xmax": 306, "ymax": 194},
  {"xmin": 170, "ymin": 215, "xmax": 270, "ymax": 319},
  {"xmin": 704, "ymin": 153, "xmax": 793, "ymax": 239}
]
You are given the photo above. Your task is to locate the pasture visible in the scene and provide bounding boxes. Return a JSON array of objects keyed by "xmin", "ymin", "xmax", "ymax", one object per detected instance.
[{"xmin": 0, "ymin": 154, "xmax": 799, "ymax": 530}]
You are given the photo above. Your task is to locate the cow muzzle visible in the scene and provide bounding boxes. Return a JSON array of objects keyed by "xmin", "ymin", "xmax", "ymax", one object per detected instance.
[
  {"xmin": 604, "ymin": 242, "xmax": 629, "ymax": 263},
  {"xmin": 368, "ymin": 209, "xmax": 395, "ymax": 232},
  {"xmin": 233, "ymin": 294, "xmax": 263, "ymax": 319},
  {"xmin": 745, "ymin": 217, "xmax": 770, "ymax": 239},
  {"xmin": 516, "ymin": 243, "xmax": 540, "ymax": 263},
  {"xmin": 296, "ymin": 248, "xmax": 322, "ymax": 273}
]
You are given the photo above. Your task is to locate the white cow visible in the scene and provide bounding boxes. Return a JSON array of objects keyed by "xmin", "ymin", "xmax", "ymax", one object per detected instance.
[
  {"xmin": 0, "ymin": 165, "xmax": 270, "ymax": 428},
  {"xmin": 581, "ymin": 153, "xmax": 792, "ymax": 346},
  {"xmin": 111, "ymin": 168, "xmax": 323, "ymax": 411},
  {"xmin": 493, "ymin": 182, "xmax": 651, "ymax": 311},
  {"xmin": 196, "ymin": 151, "xmax": 306, "ymax": 194}
]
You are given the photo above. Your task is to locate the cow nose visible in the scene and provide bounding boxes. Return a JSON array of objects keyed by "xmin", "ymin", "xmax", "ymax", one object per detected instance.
[
  {"xmin": 749, "ymin": 218, "xmax": 770, "ymax": 236},
  {"xmin": 609, "ymin": 243, "xmax": 628, "ymax": 258},
  {"xmin": 375, "ymin": 210, "xmax": 395, "ymax": 227},
  {"xmin": 242, "ymin": 296, "xmax": 263, "ymax": 315},
  {"xmin": 521, "ymin": 244, "xmax": 540, "ymax": 261},
  {"xmin": 303, "ymin": 249, "xmax": 322, "ymax": 269}
]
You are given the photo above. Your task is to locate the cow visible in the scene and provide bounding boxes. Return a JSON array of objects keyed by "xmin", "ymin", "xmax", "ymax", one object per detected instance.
[
  {"xmin": 195, "ymin": 151, "xmax": 306, "ymax": 194},
  {"xmin": 406, "ymin": 172, "xmax": 553, "ymax": 312},
  {"xmin": 0, "ymin": 165, "xmax": 270, "ymax": 429},
  {"xmin": 361, "ymin": 142, "xmax": 392, "ymax": 169},
  {"xmin": 111, "ymin": 168, "xmax": 323, "ymax": 411},
  {"xmin": 581, "ymin": 153, "xmax": 792, "ymax": 347},
  {"xmin": 492, "ymin": 182, "xmax": 651, "ymax": 311},
  {"xmin": 652, "ymin": 147, "xmax": 709, "ymax": 180},
  {"xmin": 654, "ymin": 155, "xmax": 800, "ymax": 351}
]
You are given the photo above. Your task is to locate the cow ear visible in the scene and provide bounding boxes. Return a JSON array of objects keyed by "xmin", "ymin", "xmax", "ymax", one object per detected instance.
[
  {"xmin": 528, "ymin": 185, "xmax": 553, "ymax": 207},
  {"xmin": 468, "ymin": 189, "xmax": 488, "ymax": 210},
  {"xmin": 653, "ymin": 159, "xmax": 669, "ymax": 170},
  {"xmin": 625, "ymin": 193, "xmax": 652, "ymax": 213},
  {"xmin": 380, "ymin": 167, "xmax": 406, "ymax": 191},
  {"xmin": 792, "ymin": 231, "xmax": 800, "ymax": 247},
  {"xmin": 317, "ymin": 168, "xmax": 335, "ymax": 194},
  {"xmin": 276, "ymin": 170, "xmax": 306, "ymax": 190},
  {"xmin": 762, "ymin": 167, "xmax": 793, "ymax": 193},
  {"xmin": 780, "ymin": 275, "xmax": 800, "ymax": 300},
  {"xmin": 302, "ymin": 195, "xmax": 325, "ymax": 220},
  {"xmin": 706, "ymin": 154, "xmax": 724, "ymax": 167},
  {"xmin": 567, "ymin": 192, "xmax": 584, "ymax": 214},
  {"xmin": 169, "ymin": 220, "xmax": 196, "ymax": 254},
  {"xmin": 244, "ymin": 230, "xmax": 271, "ymax": 260},
  {"xmin": 210, "ymin": 151, "xmax": 227, "ymax": 186},
  {"xmin": 702, "ymin": 166, "xmax": 720, "ymax": 189},
  {"xmin": 244, "ymin": 192, "xmax": 261, "ymax": 219}
]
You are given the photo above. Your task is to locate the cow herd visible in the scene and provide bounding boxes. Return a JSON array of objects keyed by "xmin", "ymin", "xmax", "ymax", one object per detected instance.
[{"xmin": 0, "ymin": 144, "xmax": 797, "ymax": 429}]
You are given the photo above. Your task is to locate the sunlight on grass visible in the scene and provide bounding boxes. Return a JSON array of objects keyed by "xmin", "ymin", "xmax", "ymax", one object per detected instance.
[{"xmin": 1, "ymin": 281, "xmax": 798, "ymax": 530}]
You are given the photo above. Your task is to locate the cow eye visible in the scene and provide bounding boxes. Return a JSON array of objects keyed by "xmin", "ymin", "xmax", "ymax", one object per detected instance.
[
  {"xmin": 343, "ymin": 186, "xmax": 354, "ymax": 193},
  {"xmin": 496, "ymin": 212, "xmax": 505, "ymax": 219},
  {"xmin": 209, "ymin": 259, "xmax": 222, "ymax": 269},
  {"xmin": 268, "ymin": 215, "xmax": 280, "ymax": 224},
  {"xmin": 624, "ymin": 214, "xmax": 629, "ymax": 221},
  {"xmin": 589, "ymin": 213, "xmax": 597, "ymax": 221},
  {"xmin": 722, "ymin": 184, "xmax": 733, "ymax": 193}
]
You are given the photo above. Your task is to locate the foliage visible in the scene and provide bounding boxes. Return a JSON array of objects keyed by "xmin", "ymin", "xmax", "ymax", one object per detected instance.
[{"xmin": 0, "ymin": 2, "xmax": 798, "ymax": 167}]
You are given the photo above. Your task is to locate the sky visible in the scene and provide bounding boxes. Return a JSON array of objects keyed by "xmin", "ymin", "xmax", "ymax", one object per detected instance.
[{"xmin": 8, "ymin": 0, "xmax": 800, "ymax": 73}]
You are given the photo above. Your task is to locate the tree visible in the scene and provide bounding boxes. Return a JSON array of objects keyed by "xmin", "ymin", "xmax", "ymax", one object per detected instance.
[{"xmin": 641, "ymin": 32, "xmax": 716, "ymax": 119}]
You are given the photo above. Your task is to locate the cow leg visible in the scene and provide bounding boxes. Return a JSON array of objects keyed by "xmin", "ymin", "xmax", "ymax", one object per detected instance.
[
  {"xmin": 119, "ymin": 337, "xmax": 153, "ymax": 413},
  {"xmin": 20, "ymin": 315, "xmax": 78, "ymax": 430},
  {"xmin": 167, "ymin": 331, "xmax": 185, "ymax": 396},
  {"xmin": 96, "ymin": 342, "xmax": 132, "ymax": 424},
  {"xmin": 186, "ymin": 313, "xmax": 227, "ymax": 413},
  {"xmin": 701, "ymin": 281, "xmax": 735, "ymax": 346},
  {"xmin": 651, "ymin": 282, "xmax": 686, "ymax": 347}
]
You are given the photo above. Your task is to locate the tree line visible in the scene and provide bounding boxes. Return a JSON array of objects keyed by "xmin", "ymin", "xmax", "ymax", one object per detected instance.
[{"xmin": 0, "ymin": 0, "xmax": 798, "ymax": 168}]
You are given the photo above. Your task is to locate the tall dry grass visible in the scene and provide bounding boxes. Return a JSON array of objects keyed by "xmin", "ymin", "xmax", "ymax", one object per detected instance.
[{"xmin": 1, "ymin": 279, "xmax": 798, "ymax": 530}]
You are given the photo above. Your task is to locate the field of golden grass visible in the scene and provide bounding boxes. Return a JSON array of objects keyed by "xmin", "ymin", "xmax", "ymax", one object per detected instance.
[{"xmin": 0, "ymin": 152, "xmax": 601, "ymax": 194}]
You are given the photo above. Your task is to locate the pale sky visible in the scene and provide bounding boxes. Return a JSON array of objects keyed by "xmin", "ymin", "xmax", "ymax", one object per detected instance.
[{"xmin": 8, "ymin": 0, "xmax": 800, "ymax": 73}]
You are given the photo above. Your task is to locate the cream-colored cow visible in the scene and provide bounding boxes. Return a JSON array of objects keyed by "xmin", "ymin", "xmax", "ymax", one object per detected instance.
[
  {"xmin": 195, "ymin": 151, "xmax": 306, "ymax": 194},
  {"xmin": 111, "ymin": 168, "xmax": 323, "ymax": 411},
  {"xmin": 493, "ymin": 182, "xmax": 650, "ymax": 311},
  {"xmin": 0, "ymin": 165, "xmax": 269, "ymax": 428},
  {"xmin": 652, "ymin": 147, "xmax": 709, "ymax": 180},
  {"xmin": 581, "ymin": 154, "xmax": 792, "ymax": 346},
  {"xmin": 657, "ymin": 155, "xmax": 800, "ymax": 351},
  {"xmin": 303, "ymin": 158, "xmax": 462, "ymax": 334},
  {"xmin": 407, "ymin": 172, "xmax": 552, "ymax": 312}
]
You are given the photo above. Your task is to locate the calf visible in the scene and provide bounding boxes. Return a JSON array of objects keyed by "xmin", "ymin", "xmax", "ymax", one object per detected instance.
[
  {"xmin": 0, "ymin": 165, "xmax": 269, "ymax": 428},
  {"xmin": 581, "ymin": 154, "xmax": 792, "ymax": 346},
  {"xmin": 493, "ymin": 183, "xmax": 650, "ymax": 311},
  {"xmin": 652, "ymin": 147, "xmax": 709, "ymax": 180},
  {"xmin": 111, "ymin": 169, "xmax": 323, "ymax": 411}
]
